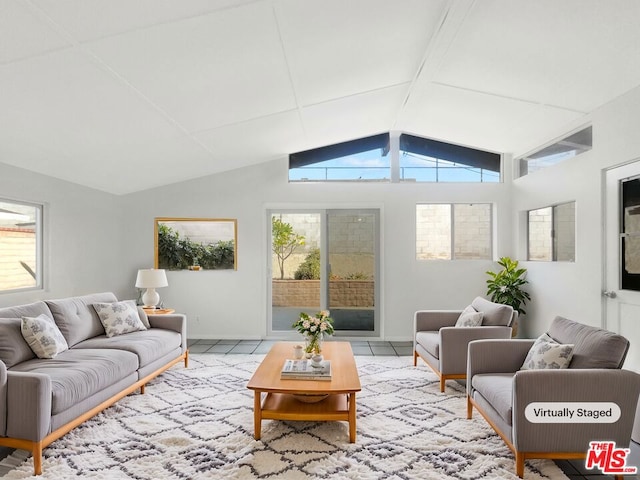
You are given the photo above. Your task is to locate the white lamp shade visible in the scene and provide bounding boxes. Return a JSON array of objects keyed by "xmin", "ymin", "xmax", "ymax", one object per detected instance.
[
  {"xmin": 135, "ymin": 269, "xmax": 168, "ymax": 308},
  {"xmin": 135, "ymin": 269, "xmax": 168, "ymax": 288}
]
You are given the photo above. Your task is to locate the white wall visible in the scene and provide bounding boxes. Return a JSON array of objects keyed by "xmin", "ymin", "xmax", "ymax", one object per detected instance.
[
  {"xmin": 0, "ymin": 163, "xmax": 124, "ymax": 308},
  {"xmin": 121, "ymin": 159, "xmax": 513, "ymax": 341},
  {"xmin": 511, "ymin": 83, "xmax": 640, "ymax": 341},
  {"xmin": 510, "ymin": 151, "xmax": 601, "ymax": 336},
  {"xmin": 3, "ymin": 84, "xmax": 640, "ymax": 345}
]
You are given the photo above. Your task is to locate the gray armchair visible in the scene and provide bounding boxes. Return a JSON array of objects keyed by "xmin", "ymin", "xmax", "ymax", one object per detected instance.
[
  {"xmin": 413, "ymin": 296, "xmax": 516, "ymax": 392},
  {"xmin": 467, "ymin": 316, "xmax": 640, "ymax": 478}
]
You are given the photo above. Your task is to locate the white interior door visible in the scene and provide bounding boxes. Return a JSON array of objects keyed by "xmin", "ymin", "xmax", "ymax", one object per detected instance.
[{"xmin": 604, "ymin": 161, "xmax": 640, "ymax": 375}]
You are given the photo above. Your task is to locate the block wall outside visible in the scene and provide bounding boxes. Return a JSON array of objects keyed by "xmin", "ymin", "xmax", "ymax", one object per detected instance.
[
  {"xmin": 453, "ymin": 204, "xmax": 492, "ymax": 259},
  {"xmin": 0, "ymin": 228, "xmax": 36, "ymax": 290},
  {"xmin": 528, "ymin": 207, "xmax": 552, "ymax": 261},
  {"xmin": 554, "ymin": 202, "xmax": 575, "ymax": 262},
  {"xmin": 272, "ymin": 280, "xmax": 374, "ymax": 308},
  {"xmin": 329, "ymin": 280, "xmax": 374, "ymax": 307},
  {"xmin": 272, "ymin": 280, "xmax": 320, "ymax": 307},
  {"xmin": 416, "ymin": 204, "xmax": 450, "ymax": 259},
  {"xmin": 416, "ymin": 204, "xmax": 491, "ymax": 260}
]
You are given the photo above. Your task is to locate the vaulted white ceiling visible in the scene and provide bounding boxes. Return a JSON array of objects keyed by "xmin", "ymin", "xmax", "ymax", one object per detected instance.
[{"xmin": 1, "ymin": 0, "xmax": 639, "ymax": 194}]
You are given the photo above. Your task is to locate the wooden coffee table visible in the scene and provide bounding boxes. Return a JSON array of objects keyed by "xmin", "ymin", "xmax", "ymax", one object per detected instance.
[{"xmin": 246, "ymin": 341, "xmax": 361, "ymax": 442}]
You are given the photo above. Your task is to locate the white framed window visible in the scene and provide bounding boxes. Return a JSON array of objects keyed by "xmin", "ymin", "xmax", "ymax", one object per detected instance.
[
  {"xmin": 528, "ymin": 201, "xmax": 576, "ymax": 262},
  {"xmin": 416, "ymin": 203, "xmax": 492, "ymax": 260},
  {"xmin": 0, "ymin": 198, "xmax": 43, "ymax": 293}
]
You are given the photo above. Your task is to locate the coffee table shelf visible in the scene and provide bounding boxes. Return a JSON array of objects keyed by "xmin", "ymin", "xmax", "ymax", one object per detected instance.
[
  {"xmin": 261, "ymin": 392, "xmax": 349, "ymax": 421},
  {"xmin": 247, "ymin": 342, "xmax": 361, "ymax": 442}
]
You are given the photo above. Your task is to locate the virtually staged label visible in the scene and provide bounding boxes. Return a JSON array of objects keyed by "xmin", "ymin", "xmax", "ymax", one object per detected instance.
[{"xmin": 524, "ymin": 402, "xmax": 621, "ymax": 423}]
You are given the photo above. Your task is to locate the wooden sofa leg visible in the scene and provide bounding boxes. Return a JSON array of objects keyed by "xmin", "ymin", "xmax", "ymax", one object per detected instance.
[
  {"xmin": 466, "ymin": 396, "xmax": 473, "ymax": 419},
  {"xmin": 33, "ymin": 441, "xmax": 43, "ymax": 476},
  {"xmin": 439, "ymin": 376, "xmax": 445, "ymax": 393},
  {"xmin": 140, "ymin": 384, "xmax": 145, "ymax": 394},
  {"xmin": 185, "ymin": 350, "xmax": 189, "ymax": 368},
  {"xmin": 515, "ymin": 451, "xmax": 525, "ymax": 478}
]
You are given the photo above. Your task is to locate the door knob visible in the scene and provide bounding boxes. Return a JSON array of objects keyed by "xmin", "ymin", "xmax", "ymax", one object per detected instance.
[{"xmin": 602, "ymin": 290, "xmax": 617, "ymax": 299}]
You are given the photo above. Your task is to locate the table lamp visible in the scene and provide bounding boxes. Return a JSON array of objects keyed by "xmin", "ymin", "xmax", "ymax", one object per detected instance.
[{"xmin": 135, "ymin": 269, "xmax": 168, "ymax": 308}]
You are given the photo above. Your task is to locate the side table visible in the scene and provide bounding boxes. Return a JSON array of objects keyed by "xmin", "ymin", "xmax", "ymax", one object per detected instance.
[{"xmin": 142, "ymin": 308, "xmax": 175, "ymax": 315}]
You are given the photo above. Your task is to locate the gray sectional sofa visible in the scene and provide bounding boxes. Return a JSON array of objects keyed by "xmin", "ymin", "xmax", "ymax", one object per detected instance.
[{"xmin": 0, "ymin": 292, "xmax": 188, "ymax": 475}]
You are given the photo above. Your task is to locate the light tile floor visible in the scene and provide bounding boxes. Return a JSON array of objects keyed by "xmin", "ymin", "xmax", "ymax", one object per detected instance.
[{"xmin": 187, "ymin": 339, "xmax": 414, "ymax": 356}]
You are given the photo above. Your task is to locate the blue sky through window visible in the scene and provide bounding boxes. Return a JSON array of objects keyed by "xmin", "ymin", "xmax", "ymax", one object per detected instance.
[
  {"xmin": 289, "ymin": 148, "xmax": 390, "ymax": 181},
  {"xmin": 400, "ymin": 152, "xmax": 499, "ymax": 183},
  {"xmin": 289, "ymin": 133, "xmax": 501, "ymax": 183}
]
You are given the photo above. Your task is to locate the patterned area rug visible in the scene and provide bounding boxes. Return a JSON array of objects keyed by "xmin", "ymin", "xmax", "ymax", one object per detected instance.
[{"xmin": 1, "ymin": 355, "xmax": 568, "ymax": 479}]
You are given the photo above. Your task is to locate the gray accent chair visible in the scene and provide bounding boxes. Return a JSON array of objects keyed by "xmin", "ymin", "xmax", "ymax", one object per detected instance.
[
  {"xmin": 414, "ymin": 296, "xmax": 516, "ymax": 392},
  {"xmin": 467, "ymin": 316, "xmax": 640, "ymax": 479}
]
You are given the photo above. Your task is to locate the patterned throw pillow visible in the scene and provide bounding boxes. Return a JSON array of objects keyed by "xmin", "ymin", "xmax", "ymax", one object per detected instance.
[
  {"xmin": 93, "ymin": 300, "xmax": 147, "ymax": 338},
  {"xmin": 521, "ymin": 333, "xmax": 574, "ymax": 370},
  {"xmin": 21, "ymin": 314, "xmax": 69, "ymax": 359},
  {"xmin": 455, "ymin": 305, "xmax": 484, "ymax": 327}
]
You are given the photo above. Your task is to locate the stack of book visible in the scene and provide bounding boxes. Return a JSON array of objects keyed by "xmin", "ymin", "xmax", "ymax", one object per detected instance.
[{"xmin": 281, "ymin": 359, "xmax": 332, "ymax": 380}]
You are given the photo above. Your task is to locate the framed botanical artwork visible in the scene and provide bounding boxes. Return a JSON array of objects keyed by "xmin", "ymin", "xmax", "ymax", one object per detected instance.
[{"xmin": 154, "ymin": 218, "xmax": 237, "ymax": 271}]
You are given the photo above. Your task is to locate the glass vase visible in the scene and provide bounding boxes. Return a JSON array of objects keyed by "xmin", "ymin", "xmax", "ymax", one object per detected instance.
[{"xmin": 304, "ymin": 333, "xmax": 323, "ymax": 357}]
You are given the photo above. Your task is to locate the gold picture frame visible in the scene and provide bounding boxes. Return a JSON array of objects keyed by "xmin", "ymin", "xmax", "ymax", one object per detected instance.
[{"xmin": 154, "ymin": 217, "xmax": 237, "ymax": 271}]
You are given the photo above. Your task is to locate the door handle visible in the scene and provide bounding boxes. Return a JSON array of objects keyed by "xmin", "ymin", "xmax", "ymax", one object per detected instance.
[{"xmin": 602, "ymin": 290, "xmax": 617, "ymax": 299}]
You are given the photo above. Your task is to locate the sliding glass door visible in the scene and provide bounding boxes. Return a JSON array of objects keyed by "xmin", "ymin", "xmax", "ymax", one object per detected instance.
[
  {"xmin": 327, "ymin": 210, "xmax": 378, "ymax": 334},
  {"xmin": 269, "ymin": 209, "xmax": 379, "ymax": 337}
]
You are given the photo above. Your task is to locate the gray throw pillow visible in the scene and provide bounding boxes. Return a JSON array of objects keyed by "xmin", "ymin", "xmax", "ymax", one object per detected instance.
[
  {"xmin": 21, "ymin": 314, "xmax": 69, "ymax": 359},
  {"xmin": 471, "ymin": 297, "xmax": 513, "ymax": 326},
  {"xmin": 521, "ymin": 333, "xmax": 574, "ymax": 370},
  {"xmin": 0, "ymin": 318, "xmax": 36, "ymax": 367},
  {"xmin": 93, "ymin": 300, "xmax": 147, "ymax": 337},
  {"xmin": 137, "ymin": 306, "xmax": 151, "ymax": 329},
  {"xmin": 455, "ymin": 305, "xmax": 484, "ymax": 327}
]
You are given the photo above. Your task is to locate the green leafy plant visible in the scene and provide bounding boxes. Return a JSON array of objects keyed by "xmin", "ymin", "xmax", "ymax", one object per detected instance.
[
  {"xmin": 486, "ymin": 257, "xmax": 531, "ymax": 315},
  {"xmin": 344, "ymin": 272, "xmax": 370, "ymax": 280},
  {"xmin": 294, "ymin": 248, "xmax": 320, "ymax": 280},
  {"xmin": 157, "ymin": 224, "xmax": 235, "ymax": 270},
  {"xmin": 272, "ymin": 217, "xmax": 305, "ymax": 279}
]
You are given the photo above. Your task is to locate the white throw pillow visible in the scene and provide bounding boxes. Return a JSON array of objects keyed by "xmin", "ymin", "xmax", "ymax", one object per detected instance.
[
  {"xmin": 21, "ymin": 314, "xmax": 69, "ymax": 359},
  {"xmin": 455, "ymin": 305, "xmax": 484, "ymax": 327},
  {"xmin": 521, "ymin": 333, "xmax": 574, "ymax": 370},
  {"xmin": 93, "ymin": 300, "xmax": 147, "ymax": 338}
]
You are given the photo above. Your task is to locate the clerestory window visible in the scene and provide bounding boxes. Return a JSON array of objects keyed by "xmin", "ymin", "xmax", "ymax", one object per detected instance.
[
  {"xmin": 289, "ymin": 132, "xmax": 501, "ymax": 183},
  {"xmin": 289, "ymin": 133, "xmax": 390, "ymax": 182},
  {"xmin": 399, "ymin": 134, "xmax": 500, "ymax": 183},
  {"xmin": 518, "ymin": 126, "xmax": 592, "ymax": 177}
]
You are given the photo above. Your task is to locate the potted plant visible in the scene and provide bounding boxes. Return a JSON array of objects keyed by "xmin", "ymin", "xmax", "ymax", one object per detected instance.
[{"xmin": 486, "ymin": 257, "xmax": 531, "ymax": 336}]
